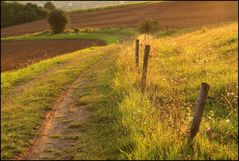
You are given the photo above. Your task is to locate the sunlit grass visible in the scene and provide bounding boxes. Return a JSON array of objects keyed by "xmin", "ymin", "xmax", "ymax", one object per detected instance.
[
  {"xmin": 1, "ymin": 22, "xmax": 238, "ymax": 160},
  {"xmin": 1, "ymin": 47, "xmax": 104, "ymax": 98},
  {"xmin": 113, "ymin": 22, "xmax": 238, "ymax": 159},
  {"xmin": 1, "ymin": 45, "xmax": 119, "ymax": 160}
]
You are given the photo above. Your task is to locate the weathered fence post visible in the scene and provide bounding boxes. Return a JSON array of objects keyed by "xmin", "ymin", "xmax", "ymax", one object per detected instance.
[
  {"xmin": 189, "ymin": 82, "xmax": 210, "ymax": 140},
  {"xmin": 135, "ymin": 39, "xmax": 139, "ymax": 67},
  {"xmin": 140, "ymin": 45, "xmax": 150, "ymax": 93}
]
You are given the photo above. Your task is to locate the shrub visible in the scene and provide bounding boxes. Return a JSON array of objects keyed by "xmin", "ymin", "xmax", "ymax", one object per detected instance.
[
  {"xmin": 83, "ymin": 28, "xmax": 90, "ymax": 33},
  {"xmin": 73, "ymin": 28, "xmax": 80, "ymax": 33},
  {"xmin": 47, "ymin": 9, "xmax": 68, "ymax": 33},
  {"xmin": 44, "ymin": 2, "xmax": 56, "ymax": 12},
  {"xmin": 138, "ymin": 19, "xmax": 160, "ymax": 35}
]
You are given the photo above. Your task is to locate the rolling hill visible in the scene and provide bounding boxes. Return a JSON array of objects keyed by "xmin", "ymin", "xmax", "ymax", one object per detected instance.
[
  {"xmin": 1, "ymin": 22, "xmax": 238, "ymax": 160},
  {"xmin": 1, "ymin": 1, "xmax": 238, "ymax": 37}
]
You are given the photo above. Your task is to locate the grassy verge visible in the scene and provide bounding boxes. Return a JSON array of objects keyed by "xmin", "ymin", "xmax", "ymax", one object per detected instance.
[
  {"xmin": 1, "ymin": 27, "xmax": 137, "ymax": 44},
  {"xmin": 156, "ymin": 28, "xmax": 196, "ymax": 38},
  {"xmin": 111, "ymin": 22, "xmax": 238, "ymax": 159},
  {"xmin": 1, "ymin": 45, "xmax": 119, "ymax": 159}
]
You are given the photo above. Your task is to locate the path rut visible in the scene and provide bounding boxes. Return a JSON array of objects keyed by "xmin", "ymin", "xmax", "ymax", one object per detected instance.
[{"xmin": 23, "ymin": 51, "xmax": 116, "ymax": 160}]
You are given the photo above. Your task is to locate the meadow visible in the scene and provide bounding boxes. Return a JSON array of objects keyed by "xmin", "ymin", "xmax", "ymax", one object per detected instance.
[
  {"xmin": 111, "ymin": 22, "xmax": 238, "ymax": 160},
  {"xmin": 1, "ymin": 22, "xmax": 238, "ymax": 160}
]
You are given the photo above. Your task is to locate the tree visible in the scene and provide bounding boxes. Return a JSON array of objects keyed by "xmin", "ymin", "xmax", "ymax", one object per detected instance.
[
  {"xmin": 25, "ymin": 3, "xmax": 46, "ymax": 19},
  {"xmin": 44, "ymin": 2, "xmax": 56, "ymax": 11},
  {"xmin": 1, "ymin": 1, "xmax": 47, "ymax": 28},
  {"xmin": 47, "ymin": 9, "xmax": 68, "ymax": 33},
  {"xmin": 138, "ymin": 19, "xmax": 160, "ymax": 35},
  {"xmin": 137, "ymin": 19, "xmax": 160, "ymax": 44}
]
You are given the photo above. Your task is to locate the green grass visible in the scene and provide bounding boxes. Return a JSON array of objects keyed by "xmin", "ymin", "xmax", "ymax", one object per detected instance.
[
  {"xmin": 55, "ymin": 22, "xmax": 238, "ymax": 160},
  {"xmin": 1, "ymin": 27, "xmax": 137, "ymax": 44},
  {"xmin": 1, "ymin": 22, "xmax": 238, "ymax": 160},
  {"xmin": 91, "ymin": 27, "xmax": 137, "ymax": 37},
  {"xmin": 112, "ymin": 22, "xmax": 238, "ymax": 159},
  {"xmin": 1, "ymin": 47, "xmax": 102, "ymax": 99},
  {"xmin": 1, "ymin": 45, "xmax": 120, "ymax": 160}
]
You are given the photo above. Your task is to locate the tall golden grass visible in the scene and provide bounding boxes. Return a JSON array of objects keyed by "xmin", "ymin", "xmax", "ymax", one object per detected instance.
[{"xmin": 113, "ymin": 22, "xmax": 238, "ymax": 159}]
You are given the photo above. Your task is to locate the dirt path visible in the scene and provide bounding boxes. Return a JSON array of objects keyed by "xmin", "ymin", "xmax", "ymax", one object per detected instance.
[{"xmin": 22, "ymin": 51, "xmax": 116, "ymax": 160}]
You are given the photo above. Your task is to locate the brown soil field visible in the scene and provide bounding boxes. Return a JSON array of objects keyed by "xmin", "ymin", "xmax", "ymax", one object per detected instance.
[
  {"xmin": 1, "ymin": 1, "xmax": 238, "ymax": 37},
  {"xmin": 1, "ymin": 39, "xmax": 106, "ymax": 72}
]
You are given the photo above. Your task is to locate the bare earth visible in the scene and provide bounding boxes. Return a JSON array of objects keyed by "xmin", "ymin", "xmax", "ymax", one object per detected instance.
[
  {"xmin": 1, "ymin": 39, "xmax": 105, "ymax": 72},
  {"xmin": 1, "ymin": 1, "xmax": 238, "ymax": 37}
]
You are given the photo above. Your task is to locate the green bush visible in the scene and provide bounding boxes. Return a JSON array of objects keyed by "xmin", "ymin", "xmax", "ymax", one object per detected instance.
[
  {"xmin": 44, "ymin": 2, "xmax": 56, "ymax": 12},
  {"xmin": 47, "ymin": 9, "xmax": 68, "ymax": 34},
  {"xmin": 83, "ymin": 28, "xmax": 90, "ymax": 33},
  {"xmin": 73, "ymin": 28, "xmax": 80, "ymax": 33},
  {"xmin": 138, "ymin": 19, "xmax": 160, "ymax": 35}
]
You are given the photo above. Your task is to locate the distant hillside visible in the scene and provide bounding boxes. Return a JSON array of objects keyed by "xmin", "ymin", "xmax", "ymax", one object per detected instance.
[
  {"xmin": 1, "ymin": 1, "xmax": 238, "ymax": 37},
  {"xmin": 1, "ymin": 1, "xmax": 147, "ymax": 28},
  {"xmin": 13, "ymin": 1, "xmax": 144, "ymax": 11}
]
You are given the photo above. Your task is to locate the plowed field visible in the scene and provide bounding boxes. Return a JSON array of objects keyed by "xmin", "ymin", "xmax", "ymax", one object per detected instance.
[
  {"xmin": 1, "ymin": 1, "xmax": 238, "ymax": 37},
  {"xmin": 1, "ymin": 39, "xmax": 105, "ymax": 71}
]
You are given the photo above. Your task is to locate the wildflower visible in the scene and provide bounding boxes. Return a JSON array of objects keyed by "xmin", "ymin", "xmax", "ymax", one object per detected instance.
[
  {"xmin": 210, "ymin": 111, "xmax": 214, "ymax": 116},
  {"xmin": 226, "ymin": 119, "xmax": 230, "ymax": 123},
  {"xmin": 137, "ymin": 109, "xmax": 142, "ymax": 113}
]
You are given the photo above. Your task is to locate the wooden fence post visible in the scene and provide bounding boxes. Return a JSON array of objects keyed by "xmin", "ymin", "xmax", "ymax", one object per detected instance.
[
  {"xmin": 189, "ymin": 82, "xmax": 210, "ymax": 140},
  {"xmin": 140, "ymin": 45, "xmax": 150, "ymax": 93},
  {"xmin": 135, "ymin": 39, "xmax": 139, "ymax": 67}
]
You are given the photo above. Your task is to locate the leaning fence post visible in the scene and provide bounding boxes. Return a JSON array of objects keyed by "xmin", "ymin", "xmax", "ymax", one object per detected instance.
[
  {"xmin": 189, "ymin": 82, "xmax": 210, "ymax": 140},
  {"xmin": 140, "ymin": 45, "xmax": 150, "ymax": 93},
  {"xmin": 135, "ymin": 39, "xmax": 139, "ymax": 67}
]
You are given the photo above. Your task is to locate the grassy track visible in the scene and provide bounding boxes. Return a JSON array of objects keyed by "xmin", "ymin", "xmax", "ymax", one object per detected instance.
[
  {"xmin": 1, "ymin": 45, "xmax": 120, "ymax": 159},
  {"xmin": 1, "ymin": 22, "xmax": 238, "ymax": 160},
  {"xmin": 66, "ymin": 47, "xmax": 133, "ymax": 160}
]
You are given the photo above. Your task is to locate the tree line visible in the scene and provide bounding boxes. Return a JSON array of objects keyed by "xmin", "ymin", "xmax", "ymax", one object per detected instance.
[{"xmin": 1, "ymin": 1, "xmax": 56, "ymax": 28}]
